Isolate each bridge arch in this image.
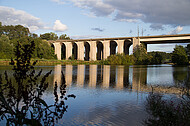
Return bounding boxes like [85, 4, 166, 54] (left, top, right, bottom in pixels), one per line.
[97, 41, 103, 60]
[51, 43, 55, 52]
[84, 42, 90, 61]
[124, 40, 132, 55]
[61, 43, 66, 59]
[72, 42, 78, 60]
[110, 41, 118, 55]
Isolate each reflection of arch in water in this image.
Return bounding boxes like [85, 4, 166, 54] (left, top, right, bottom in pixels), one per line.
[72, 43, 78, 60]
[84, 65, 90, 87]
[97, 41, 103, 60]
[61, 43, 66, 59]
[110, 66, 116, 88]
[84, 42, 90, 61]
[123, 66, 130, 88]
[97, 65, 103, 86]
[110, 41, 118, 55]
[72, 65, 78, 86]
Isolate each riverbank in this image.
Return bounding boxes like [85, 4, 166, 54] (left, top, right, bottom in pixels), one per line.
[0, 59, 102, 66]
[0, 59, 184, 66]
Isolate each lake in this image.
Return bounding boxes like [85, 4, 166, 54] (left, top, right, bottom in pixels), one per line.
[0, 64, 189, 125]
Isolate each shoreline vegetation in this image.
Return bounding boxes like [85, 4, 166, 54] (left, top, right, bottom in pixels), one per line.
[0, 58, 176, 66]
[0, 59, 102, 66]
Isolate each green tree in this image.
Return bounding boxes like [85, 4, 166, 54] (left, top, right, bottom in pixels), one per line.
[133, 44, 152, 65]
[33, 39, 56, 59]
[30, 33, 38, 39]
[148, 52, 165, 64]
[186, 44, 190, 60]
[0, 23, 30, 39]
[0, 35, 14, 59]
[172, 45, 188, 65]
[59, 34, 70, 40]
[40, 32, 58, 40]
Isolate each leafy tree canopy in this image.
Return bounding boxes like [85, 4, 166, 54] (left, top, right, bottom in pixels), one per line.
[59, 34, 70, 40]
[172, 45, 188, 65]
[40, 32, 58, 40]
[0, 23, 30, 40]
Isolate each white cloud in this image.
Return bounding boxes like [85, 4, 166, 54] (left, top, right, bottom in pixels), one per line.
[54, 0, 190, 30]
[29, 26, 39, 32]
[0, 6, 69, 33]
[53, 20, 68, 32]
[0, 6, 44, 32]
[168, 26, 183, 35]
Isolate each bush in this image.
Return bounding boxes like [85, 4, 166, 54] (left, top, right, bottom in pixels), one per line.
[102, 53, 133, 65]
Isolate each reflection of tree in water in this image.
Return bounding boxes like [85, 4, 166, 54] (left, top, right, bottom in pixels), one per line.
[173, 67, 190, 87]
[0, 39, 75, 125]
[110, 66, 116, 88]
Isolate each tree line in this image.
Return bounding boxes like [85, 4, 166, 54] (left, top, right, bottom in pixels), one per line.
[0, 22, 70, 59]
[103, 43, 190, 65]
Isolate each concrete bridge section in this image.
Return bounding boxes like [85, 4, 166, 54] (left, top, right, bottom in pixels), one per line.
[49, 34, 190, 60]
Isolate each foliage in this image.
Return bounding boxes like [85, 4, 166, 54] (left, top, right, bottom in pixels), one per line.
[59, 34, 71, 40]
[33, 39, 57, 59]
[0, 22, 57, 60]
[148, 51, 172, 64]
[0, 39, 75, 125]
[40, 32, 58, 40]
[145, 92, 190, 126]
[172, 45, 188, 65]
[0, 35, 14, 59]
[0, 24, 30, 40]
[103, 53, 133, 65]
[186, 44, 190, 60]
[133, 44, 152, 65]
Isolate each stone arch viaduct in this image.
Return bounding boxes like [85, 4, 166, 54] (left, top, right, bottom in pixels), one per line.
[49, 34, 190, 60]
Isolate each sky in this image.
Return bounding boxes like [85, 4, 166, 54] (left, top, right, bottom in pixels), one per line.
[0, 0, 190, 53]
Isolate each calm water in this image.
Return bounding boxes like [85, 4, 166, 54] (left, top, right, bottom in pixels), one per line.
[0, 64, 189, 125]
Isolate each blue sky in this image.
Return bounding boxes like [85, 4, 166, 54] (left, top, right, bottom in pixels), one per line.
[1, 0, 190, 53]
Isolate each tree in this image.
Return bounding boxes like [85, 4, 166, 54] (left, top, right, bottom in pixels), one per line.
[59, 34, 70, 40]
[30, 33, 38, 39]
[186, 44, 190, 60]
[148, 52, 166, 64]
[40, 32, 58, 40]
[133, 44, 152, 65]
[0, 24, 30, 39]
[172, 45, 188, 65]
[33, 39, 56, 59]
[0, 35, 14, 59]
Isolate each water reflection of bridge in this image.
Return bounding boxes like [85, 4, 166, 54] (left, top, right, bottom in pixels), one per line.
[53, 65, 184, 95]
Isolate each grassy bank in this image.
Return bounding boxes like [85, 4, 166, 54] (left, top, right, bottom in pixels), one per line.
[0, 59, 102, 66]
